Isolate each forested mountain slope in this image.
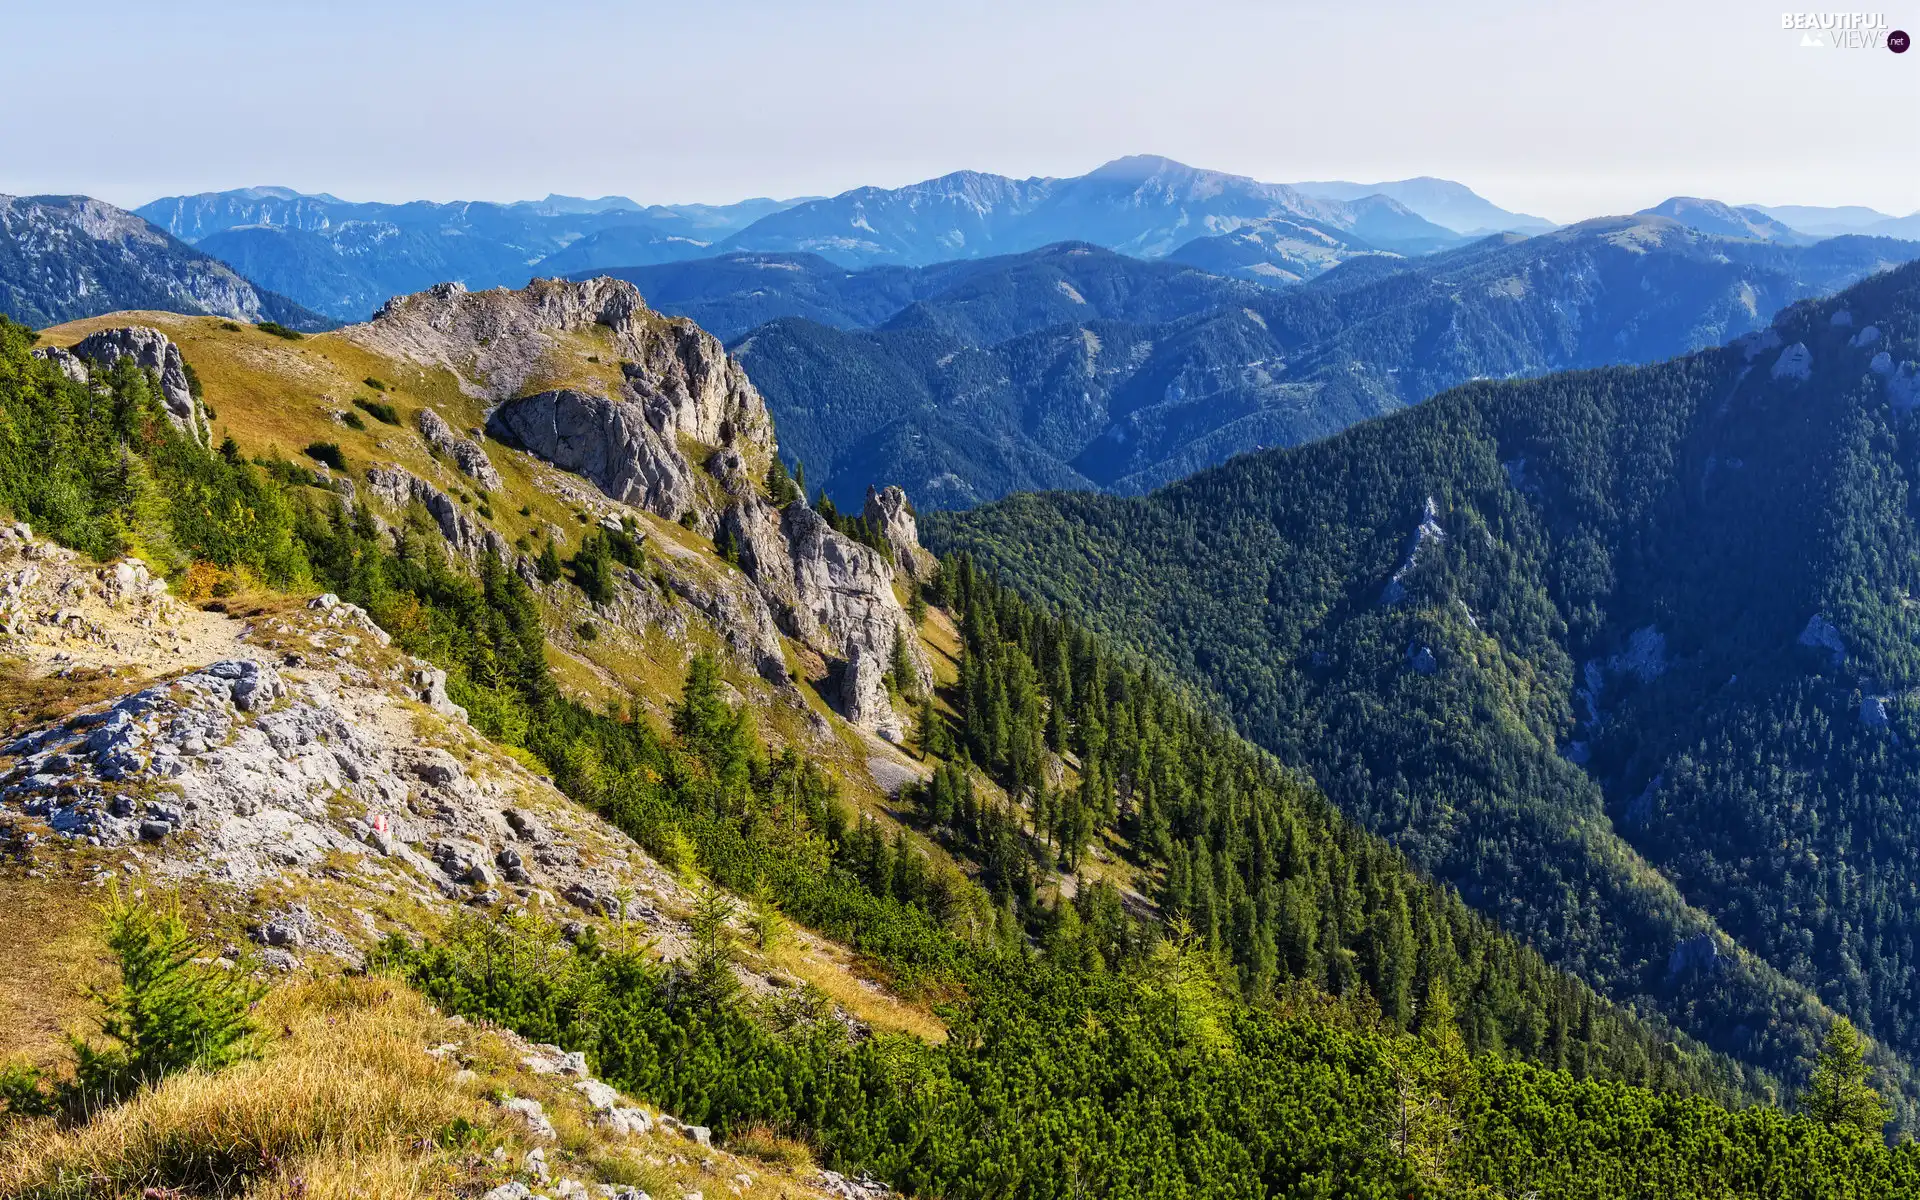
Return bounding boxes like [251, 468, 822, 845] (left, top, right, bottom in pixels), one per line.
[591, 241, 1263, 343]
[729, 218, 1918, 508]
[928, 257, 1920, 1122]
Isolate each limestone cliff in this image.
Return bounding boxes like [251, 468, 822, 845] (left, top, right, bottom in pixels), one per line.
[350, 276, 774, 475]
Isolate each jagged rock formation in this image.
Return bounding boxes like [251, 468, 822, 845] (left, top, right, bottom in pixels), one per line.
[863, 485, 936, 583]
[367, 279, 932, 733]
[839, 642, 904, 741]
[347, 276, 771, 531]
[32, 325, 207, 444]
[30, 344, 88, 384]
[713, 458, 929, 735]
[364, 465, 508, 560]
[349, 278, 773, 459]
[417, 406, 502, 490]
[489, 388, 700, 524]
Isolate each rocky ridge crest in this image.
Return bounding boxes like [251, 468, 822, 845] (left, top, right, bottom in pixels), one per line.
[349, 278, 929, 736]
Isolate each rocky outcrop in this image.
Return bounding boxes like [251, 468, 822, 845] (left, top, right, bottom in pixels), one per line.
[1770, 342, 1813, 382]
[417, 407, 502, 490]
[30, 344, 89, 384]
[614, 323, 772, 452]
[348, 278, 642, 399]
[784, 504, 923, 683]
[1667, 933, 1723, 978]
[58, 326, 206, 444]
[373, 277, 924, 730]
[1870, 351, 1920, 411]
[1798, 613, 1847, 667]
[840, 643, 905, 742]
[488, 388, 697, 523]
[364, 465, 508, 561]
[709, 458, 929, 732]
[863, 485, 936, 583]
[1382, 497, 1444, 605]
[0, 612, 669, 920]
[356, 277, 773, 529]
[349, 278, 770, 449]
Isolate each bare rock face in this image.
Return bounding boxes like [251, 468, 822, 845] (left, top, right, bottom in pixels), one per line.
[377, 277, 924, 732]
[30, 345, 89, 385]
[348, 277, 773, 462]
[1381, 496, 1443, 606]
[417, 407, 502, 490]
[840, 643, 905, 742]
[364, 465, 508, 561]
[784, 504, 917, 674]
[862, 485, 936, 583]
[348, 277, 641, 400]
[719, 482, 931, 733]
[616, 322, 771, 451]
[488, 388, 697, 523]
[66, 326, 205, 444]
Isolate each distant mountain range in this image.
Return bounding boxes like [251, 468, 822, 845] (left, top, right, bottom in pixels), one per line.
[1640, 198, 1920, 244]
[136, 159, 1540, 320]
[1747, 203, 1920, 240]
[607, 219, 1919, 509]
[707, 155, 1472, 268]
[134, 188, 797, 322]
[1636, 198, 1813, 244]
[1291, 176, 1557, 235]
[0, 194, 329, 331]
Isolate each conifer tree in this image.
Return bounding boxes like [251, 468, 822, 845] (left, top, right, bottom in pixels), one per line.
[1801, 1017, 1890, 1135]
[71, 888, 264, 1104]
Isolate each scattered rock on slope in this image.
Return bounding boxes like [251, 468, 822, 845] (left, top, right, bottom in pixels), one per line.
[417, 406, 502, 490]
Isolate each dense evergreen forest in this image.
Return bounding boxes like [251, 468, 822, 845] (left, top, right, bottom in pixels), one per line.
[12, 310, 1920, 1193]
[929, 259, 1920, 1129]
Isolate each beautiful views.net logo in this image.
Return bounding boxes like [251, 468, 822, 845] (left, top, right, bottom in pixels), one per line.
[1781, 12, 1911, 50]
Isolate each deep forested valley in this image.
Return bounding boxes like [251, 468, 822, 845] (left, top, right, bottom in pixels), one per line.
[929, 257, 1920, 1132]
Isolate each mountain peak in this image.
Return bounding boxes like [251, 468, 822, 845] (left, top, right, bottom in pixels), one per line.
[1636, 196, 1806, 243]
[1085, 154, 1203, 182]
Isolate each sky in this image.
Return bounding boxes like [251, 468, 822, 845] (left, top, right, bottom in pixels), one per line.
[6, 0, 1917, 222]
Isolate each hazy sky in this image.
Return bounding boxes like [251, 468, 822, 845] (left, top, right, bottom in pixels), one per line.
[7, 0, 1916, 222]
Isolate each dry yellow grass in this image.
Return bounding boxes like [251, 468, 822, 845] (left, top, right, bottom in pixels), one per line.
[0, 660, 150, 745]
[0, 871, 107, 1068]
[768, 938, 948, 1045]
[0, 976, 500, 1198]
